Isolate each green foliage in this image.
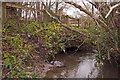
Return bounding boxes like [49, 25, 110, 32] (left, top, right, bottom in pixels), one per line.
[3, 20, 75, 78]
[2, 35, 30, 78]
[95, 54, 100, 63]
[2, 20, 36, 78]
[3, 16, 119, 78]
[82, 19, 120, 63]
[40, 21, 67, 59]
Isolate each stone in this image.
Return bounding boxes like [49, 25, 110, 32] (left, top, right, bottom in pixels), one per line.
[50, 61, 65, 68]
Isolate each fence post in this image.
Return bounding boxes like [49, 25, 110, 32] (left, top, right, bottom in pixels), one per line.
[67, 16, 69, 25]
[2, 2, 6, 24]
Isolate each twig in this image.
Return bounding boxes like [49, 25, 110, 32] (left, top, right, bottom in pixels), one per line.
[42, 1, 91, 39]
[105, 3, 120, 18]
[63, 0, 114, 37]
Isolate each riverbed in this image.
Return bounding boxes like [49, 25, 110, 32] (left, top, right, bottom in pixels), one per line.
[44, 51, 120, 78]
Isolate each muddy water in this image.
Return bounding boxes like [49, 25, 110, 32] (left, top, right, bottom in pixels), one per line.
[44, 52, 120, 78]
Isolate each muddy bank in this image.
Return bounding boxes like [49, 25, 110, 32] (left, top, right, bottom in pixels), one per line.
[24, 53, 52, 78]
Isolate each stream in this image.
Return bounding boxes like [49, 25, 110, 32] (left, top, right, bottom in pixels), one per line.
[44, 51, 120, 78]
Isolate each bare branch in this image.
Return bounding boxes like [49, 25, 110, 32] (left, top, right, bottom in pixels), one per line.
[82, 0, 89, 11]
[42, 1, 91, 38]
[6, 2, 114, 37]
[6, 3, 44, 13]
[105, 2, 120, 18]
[46, 9, 91, 38]
[64, 1, 93, 18]
[64, 1, 114, 36]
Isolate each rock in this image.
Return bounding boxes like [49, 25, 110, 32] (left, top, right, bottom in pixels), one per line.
[50, 61, 65, 68]
[92, 49, 98, 53]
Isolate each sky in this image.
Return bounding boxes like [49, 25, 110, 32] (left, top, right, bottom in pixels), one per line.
[19, 0, 106, 18]
[60, 0, 92, 18]
[20, 0, 94, 18]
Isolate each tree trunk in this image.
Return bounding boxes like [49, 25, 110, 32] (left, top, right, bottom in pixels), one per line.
[37, 2, 40, 22]
[41, 2, 44, 22]
[56, 1, 58, 14]
[18, 2, 22, 19]
[43, 12, 48, 23]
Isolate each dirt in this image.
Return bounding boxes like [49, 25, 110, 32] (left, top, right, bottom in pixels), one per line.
[24, 53, 54, 78]
[21, 35, 53, 78]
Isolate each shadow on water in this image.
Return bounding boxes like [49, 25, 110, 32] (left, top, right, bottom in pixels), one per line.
[44, 51, 120, 78]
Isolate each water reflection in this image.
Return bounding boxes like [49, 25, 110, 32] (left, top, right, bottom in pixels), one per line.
[44, 52, 120, 78]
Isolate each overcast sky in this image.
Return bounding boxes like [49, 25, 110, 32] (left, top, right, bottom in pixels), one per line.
[60, 0, 92, 18]
[21, 0, 97, 18]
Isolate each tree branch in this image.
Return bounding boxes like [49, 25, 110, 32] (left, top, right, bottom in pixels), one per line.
[6, 2, 44, 13]
[105, 2, 120, 18]
[64, 1, 93, 18]
[42, 2, 91, 39]
[64, 1, 114, 36]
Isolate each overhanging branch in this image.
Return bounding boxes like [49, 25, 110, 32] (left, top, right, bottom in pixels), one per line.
[64, 0, 114, 36]
[6, 2, 44, 12]
[41, 1, 91, 38]
[64, 1, 93, 18]
[105, 2, 120, 18]
[45, 8, 91, 38]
